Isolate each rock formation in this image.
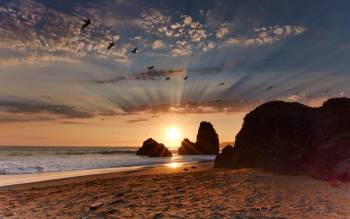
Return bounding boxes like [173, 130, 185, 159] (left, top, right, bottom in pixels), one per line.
[214, 145, 235, 168]
[178, 138, 197, 154]
[178, 121, 219, 155]
[214, 98, 350, 182]
[136, 138, 172, 157]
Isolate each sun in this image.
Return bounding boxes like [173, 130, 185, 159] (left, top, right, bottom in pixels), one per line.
[166, 127, 181, 141]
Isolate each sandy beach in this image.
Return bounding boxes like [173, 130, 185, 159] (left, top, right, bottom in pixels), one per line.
[1, 163, 350, 219]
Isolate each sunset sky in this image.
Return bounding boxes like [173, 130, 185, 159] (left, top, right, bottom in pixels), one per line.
[0, 0, 349, 148]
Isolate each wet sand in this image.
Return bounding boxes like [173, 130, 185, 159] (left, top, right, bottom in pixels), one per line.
[0, 164, 350, 218]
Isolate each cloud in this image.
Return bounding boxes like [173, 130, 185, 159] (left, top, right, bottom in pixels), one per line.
[171, 46, 192, 57]
[225, 25, 307, 47]
[152, 40, 165, 50]
[0, 0, 129, 63]
[0, 54, 79, 66]
[94, 67, 225, 83]
[216, 23, 231, 38]
[125, 117, 151, 123]
[0, 112, 55, 123]
[183, 15, 193, 26]
[137, 11, 210, 56]
[121, 100, 258, 115]
[202, 41, 216, 52]
[95, 69, 186, 83]
[0, 97, 93, 119]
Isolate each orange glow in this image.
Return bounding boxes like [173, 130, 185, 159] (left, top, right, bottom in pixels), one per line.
[166, 127, 181, 141]
[166, 162, 182, 168]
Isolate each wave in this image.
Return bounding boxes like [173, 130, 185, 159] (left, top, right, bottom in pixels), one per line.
[56, 150, 136, 156]
[0, 166, 46, 174]
[0, 147, 137, 157]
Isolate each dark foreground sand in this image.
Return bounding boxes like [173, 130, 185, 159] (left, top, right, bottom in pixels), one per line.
[0, 163, 350, 219]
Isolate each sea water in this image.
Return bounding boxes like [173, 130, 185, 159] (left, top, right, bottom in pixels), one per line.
[0, 146, 215, 175]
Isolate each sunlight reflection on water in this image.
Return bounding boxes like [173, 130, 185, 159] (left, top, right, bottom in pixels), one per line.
[167, 162, 182, 168]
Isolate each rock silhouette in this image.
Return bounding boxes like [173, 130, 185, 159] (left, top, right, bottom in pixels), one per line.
[178, 121, 219, 155]
[215, 98, 350, 182]
[214, 145, 235, 168]
[137, 138, 172, 157]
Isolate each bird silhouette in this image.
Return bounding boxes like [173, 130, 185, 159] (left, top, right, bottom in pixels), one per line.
[165, 77, 170, 80]
[107, 42, 115, 50]
[266, 86, 273, 90]
[81, 19, 91, 30]
[184, 76, 188, 80]
[148, 66, 154, 70]
[219, 82, 224, 86]
[131, 48, 138, 54]
[215, 99, 221, 102]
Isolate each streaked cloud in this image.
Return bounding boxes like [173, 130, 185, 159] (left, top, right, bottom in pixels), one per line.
[0, 96, 93, 119]
[225, 25, 306, 47]
[94, 67, 225, 83]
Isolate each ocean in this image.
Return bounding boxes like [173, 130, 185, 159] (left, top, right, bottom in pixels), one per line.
[0, 146, 215, 175]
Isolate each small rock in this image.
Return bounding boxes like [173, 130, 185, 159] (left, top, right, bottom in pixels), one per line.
[5, 212, 14, 217]
[107, 208, 118, 214]
[110, 198, 124, 204]
[89, 201, 103, 210]
[116, 192, 124, 197]
[150, 212, 163, 219]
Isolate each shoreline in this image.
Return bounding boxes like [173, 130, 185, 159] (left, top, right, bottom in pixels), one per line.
[0, 162, 212, 190]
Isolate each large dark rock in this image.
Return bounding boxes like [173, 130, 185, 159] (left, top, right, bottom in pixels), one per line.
[214, 98, 350, 182]
[178, 121, 219, 155]
[178, 138, 197, 154]
[137, 138, 172, 157]
[214, 145, 235, 168]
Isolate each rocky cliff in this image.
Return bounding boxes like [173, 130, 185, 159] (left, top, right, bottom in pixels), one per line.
[215, 98, 350, 182]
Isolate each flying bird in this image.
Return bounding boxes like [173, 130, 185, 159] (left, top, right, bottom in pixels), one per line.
[81, 18, 91, 30]
[148, 66, 154, 70]
[131, 48, 138, 54]
[219, 82, 225, 86]
[165, 77, 171, 80]
[107, 42, 115, 50]
[215, 99, 221, 102]
[184, 76, 188, 80]
[266, 86, 273, 90]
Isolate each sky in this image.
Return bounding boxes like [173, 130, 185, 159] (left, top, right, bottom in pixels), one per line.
[0, 0, 349, 148]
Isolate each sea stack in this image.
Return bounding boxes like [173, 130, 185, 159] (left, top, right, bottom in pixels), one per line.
[214, 145, 235, 168]
[214, 98, 350, 182]
[178, 121, 219, 155]
[137, 138, 172, 157]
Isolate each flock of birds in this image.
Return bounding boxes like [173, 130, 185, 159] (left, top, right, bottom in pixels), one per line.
[81, 18, 213, 83]
[80, 19, 334, 108]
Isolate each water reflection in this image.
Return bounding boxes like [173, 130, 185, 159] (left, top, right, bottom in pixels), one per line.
[167, 162, 182, 168]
